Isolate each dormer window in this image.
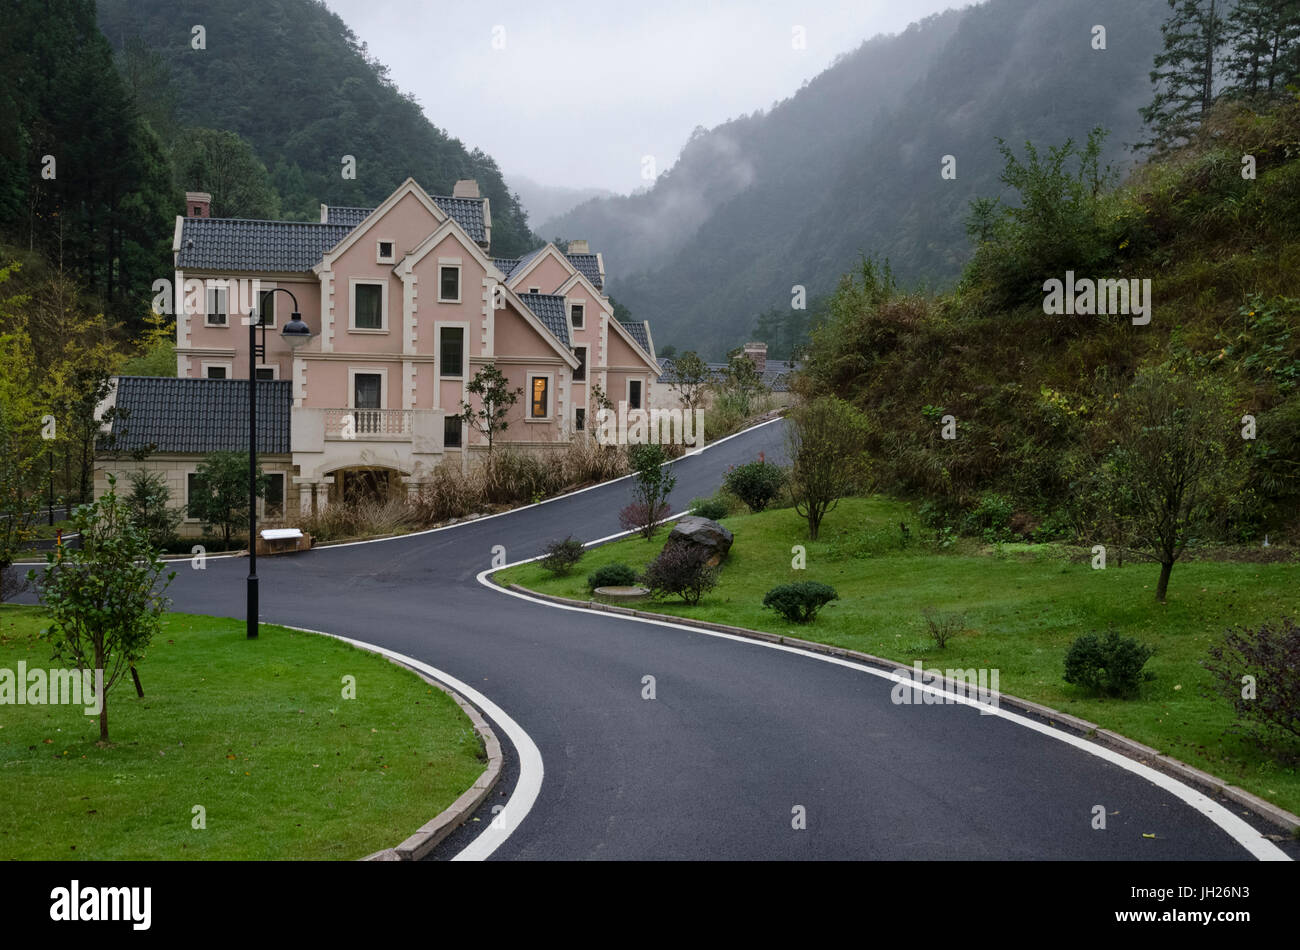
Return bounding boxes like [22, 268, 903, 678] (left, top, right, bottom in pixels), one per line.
[376, 240, 395, 263]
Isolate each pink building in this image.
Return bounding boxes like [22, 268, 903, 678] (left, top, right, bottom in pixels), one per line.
[97, 178, 661, 524]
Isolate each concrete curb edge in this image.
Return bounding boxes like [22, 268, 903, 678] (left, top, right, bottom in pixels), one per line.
[507, 583, 1300, 836]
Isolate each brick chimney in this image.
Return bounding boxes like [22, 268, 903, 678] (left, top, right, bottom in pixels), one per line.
[185, 191, 212, 218]
[743, 341, 767, 373]
[452, 179, 480, 198]
[567, 239, 590, 254]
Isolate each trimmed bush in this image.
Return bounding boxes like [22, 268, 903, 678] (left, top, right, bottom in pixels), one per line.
[762, 582, 839, 623]
[539, 536, 584, 575]
[690, 496, 730, 521]
[587, 563, 638, 590]
[1205, 618, 1300, 755]
[1064, 630, 1154, 698]
[640, 543, 719, 605]
[723, 459, 786, 513]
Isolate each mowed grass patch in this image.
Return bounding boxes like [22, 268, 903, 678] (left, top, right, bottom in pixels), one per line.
[0, 607, 485, 859]
[498, 497, 1300, 815]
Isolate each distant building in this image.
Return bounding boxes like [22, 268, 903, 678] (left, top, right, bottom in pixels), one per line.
[652, 342, 797, 413]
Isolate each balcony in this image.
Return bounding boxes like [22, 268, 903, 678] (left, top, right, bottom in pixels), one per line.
[323, 408, 412, 440]
[291, 407, 446, 481]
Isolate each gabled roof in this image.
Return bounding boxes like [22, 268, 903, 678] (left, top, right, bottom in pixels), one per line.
[620, 319, 651, 353]
[177, 218, 353, 272]
[324, 195, 488, 244]
[509, 247, 547, 285]
[518, 293, 572, 349]
[566, 253, 603, 289]
[102, 377, 292, 454]
[492, 258, 520, 278]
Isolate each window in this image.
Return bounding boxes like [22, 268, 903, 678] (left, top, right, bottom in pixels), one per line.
[201, 360, 231, 380]
[185, 472, 206, 521]
[205, 365, 227, 380]
[628, 379, 643, 410]
[440, 327, 464, 378]
[262, 473, 285, 519]
[439, 265, 460, 302]
[256, 289, 276, 327]
[255, 366, 277, 381]
[573, 346, 587, 382]
[377, 240, 395, 263]
[443, 414, 462, 448]
[353, 373, 382, 409]
[528, 287, 540, 295]
[352, 282, 385, 330]
[530, 376, 549, 418]
[570, 303, 585, 329]
[574, 407, 586, 432]
[205, 285, 228, 326]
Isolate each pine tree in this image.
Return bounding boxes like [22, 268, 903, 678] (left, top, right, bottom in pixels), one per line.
[1223, 0, 1300, 100]
[1140, 0, 1229, 151]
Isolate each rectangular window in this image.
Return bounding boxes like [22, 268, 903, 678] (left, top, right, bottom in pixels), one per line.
[443, 414, 462, 448]
[377, 240, 394, 263]
[628, 379, 643, 410]
[256, 289, 276, 327]
[354, 283, 383, 330]
[440, 327, 464, 378]
[262, 473, 285, 519]
[205, 286, 228, 326]
[439, 266, 460, 302]
[574, 346, 587, 382]
[255, 366, 277, 381]
[571, 303, 585, 329]
[530, 376, 549, 418]
[186, 472, 205, 521]
[354, 373, 382, 409]
[575, 407, 586, 431]
[205, 365, 227, 380]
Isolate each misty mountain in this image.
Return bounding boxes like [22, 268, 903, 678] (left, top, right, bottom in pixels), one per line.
[512, 176, 615, 234]
[549, 0, 1166, 357]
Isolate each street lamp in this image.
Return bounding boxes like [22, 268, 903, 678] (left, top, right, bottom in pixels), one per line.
[246, 288, 312, 639]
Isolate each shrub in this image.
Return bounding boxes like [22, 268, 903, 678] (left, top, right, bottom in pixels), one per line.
[763, 582, 839, 623]
[1064, 630, 1155, 698]
[723, 459, 785, 513]
[622, 444, 676, 539]
[690, 496, 730, 521]
[640, 543, 719, 605]
[960, 492, 1016, 542]
[125, 470, 183, 550]
[920, 607, 967, 649]
[1205, 618, 1300, 755]
[587, 563, 638, 590]
[540, 536, 584, 575]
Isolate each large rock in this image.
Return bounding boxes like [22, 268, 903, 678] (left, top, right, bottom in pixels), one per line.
[666, 516, 733, 566]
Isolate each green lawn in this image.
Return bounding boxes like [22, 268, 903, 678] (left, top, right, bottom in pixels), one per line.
[0, 606, 486, 859]
[499, 496, 1300, 816]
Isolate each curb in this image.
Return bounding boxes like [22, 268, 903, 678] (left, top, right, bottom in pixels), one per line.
[359, 658, 504, 862]
[506, 583, 1300, 836]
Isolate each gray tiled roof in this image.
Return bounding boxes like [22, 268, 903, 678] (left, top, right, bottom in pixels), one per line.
[324, 206, 372, 227]
[102, 377, 292, 454]
[619, 319, 651, 354]
[177, 218, 352, 272]
[492, 258, 520, 278]
[518, 293, 571, 349]
[510, 247, 546, 285]
[432, 196, 488, 244]
[566, 253, 603, 289]
[656, 358, 796, 392]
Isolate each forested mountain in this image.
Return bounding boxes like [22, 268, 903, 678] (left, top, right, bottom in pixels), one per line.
[95, 0, 537, 257]
[549, 0, 1167, 357]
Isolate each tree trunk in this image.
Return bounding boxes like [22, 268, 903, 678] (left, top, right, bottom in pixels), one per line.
[1155, 560, 1174, 603]
[94, 644, 108, 743]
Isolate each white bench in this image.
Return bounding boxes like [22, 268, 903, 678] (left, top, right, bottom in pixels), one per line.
[256, 527, 310, 555]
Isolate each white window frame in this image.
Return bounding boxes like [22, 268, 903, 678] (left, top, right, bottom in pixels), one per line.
[527, 372, 555, 421]
[201, 360, 233, 380]
[347, 366, 389, 410]
[376, 239, 395, 264]
[259, 472, 286, 519]
[528, 286, 540, 295]
[626, 377, 644, 411]
[436, 323, 468, 381]
[437, 261, 462, 303]
[254, 363, 280, 380]
[254, 285, 278, 329]
[572, 345, 588, 382]
[205, 283, 229, 327]
[349, 278, 389, 333]
[574, 406, 586, 432]
[569, 299, 586, 330]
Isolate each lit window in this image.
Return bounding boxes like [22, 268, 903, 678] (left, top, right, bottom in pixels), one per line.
[530, 377, 549, 418]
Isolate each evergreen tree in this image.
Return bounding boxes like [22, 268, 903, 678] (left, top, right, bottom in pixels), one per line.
[1141, 0, 1230, 151]
[1223, 0, 1300, 100]
[171, 128, 281, 219]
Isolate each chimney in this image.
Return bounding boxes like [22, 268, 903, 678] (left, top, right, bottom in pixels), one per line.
[567, 239, 590, 254]
[452, 179, 480, 198]
[743, 341, 767, 374]
[186, 191, 212, 218]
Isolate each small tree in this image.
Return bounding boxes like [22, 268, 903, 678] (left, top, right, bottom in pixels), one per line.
[539, 536, 585, 575]
[786, 397, 871, 540]
[723, 458, 785, 512]
[187, 451, 268, 548]
[0, 405, 39, 601]
[716, 353, 767, 418]
[1092, 366, 1241, 603]
[461, 363, 522, 455]
[666, 350, 711, 411]
[126, 470, 183, 550]
[620, 444, 676, 539]
[29, 476, 174, 743]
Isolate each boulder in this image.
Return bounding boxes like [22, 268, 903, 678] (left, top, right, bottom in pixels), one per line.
[666, 516, 734, 566]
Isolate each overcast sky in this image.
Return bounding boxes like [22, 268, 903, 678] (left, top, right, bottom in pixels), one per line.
[322, 0, 975, 194]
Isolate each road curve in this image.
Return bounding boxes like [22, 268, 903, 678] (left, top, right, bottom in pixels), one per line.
[13, 421, 1291, 860]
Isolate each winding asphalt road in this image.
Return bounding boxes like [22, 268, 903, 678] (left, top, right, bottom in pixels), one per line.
[16, 420, 1295, 860]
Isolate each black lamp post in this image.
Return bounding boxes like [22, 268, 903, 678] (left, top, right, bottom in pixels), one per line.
[246, 288, 312, 639]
